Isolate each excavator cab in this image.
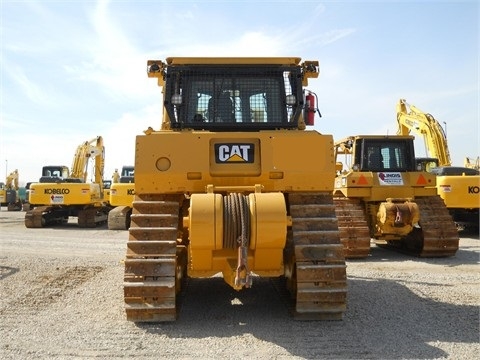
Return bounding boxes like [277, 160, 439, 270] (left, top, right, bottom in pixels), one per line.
[119, 166, 134, 183]
[39, 166, 70, 183]
[415, 157, 439, 172]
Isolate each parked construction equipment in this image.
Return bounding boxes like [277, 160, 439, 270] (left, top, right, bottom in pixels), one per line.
[123, 57, 347, 322]
[396, 99, 479, 231]
[25, 136, 110, 228]
[0, 169, 22, 211]
[333, 134, 459, 258]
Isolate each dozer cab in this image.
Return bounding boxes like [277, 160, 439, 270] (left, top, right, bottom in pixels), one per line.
[333, 135, 459, 258]
[124, 57, 347, 322]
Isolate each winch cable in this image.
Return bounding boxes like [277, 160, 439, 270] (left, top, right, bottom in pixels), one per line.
[223, 193, 250, 249]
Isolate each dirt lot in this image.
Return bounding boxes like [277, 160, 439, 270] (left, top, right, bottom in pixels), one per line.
[0, 208, 479, 359]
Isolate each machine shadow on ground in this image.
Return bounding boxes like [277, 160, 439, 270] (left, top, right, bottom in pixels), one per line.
[351, 243, 480, 266]
[138, 274, 478, 360]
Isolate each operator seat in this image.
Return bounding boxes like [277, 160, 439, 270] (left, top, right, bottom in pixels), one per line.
[368, 152, 384, 170]
[209, 93, 235, 122]
[389, 155, 398, 169]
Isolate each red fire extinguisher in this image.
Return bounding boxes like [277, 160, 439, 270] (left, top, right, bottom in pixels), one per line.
[305, 92, 315, 126]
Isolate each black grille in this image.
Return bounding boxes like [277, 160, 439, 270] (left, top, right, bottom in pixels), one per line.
[358, 139, 416, 172]
[164, 65, 303, 131]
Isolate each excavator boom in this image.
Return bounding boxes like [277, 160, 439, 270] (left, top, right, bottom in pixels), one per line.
[396, 99, 451, 166]
[70, 136, 105, 186]
[396, 98, 479, 232]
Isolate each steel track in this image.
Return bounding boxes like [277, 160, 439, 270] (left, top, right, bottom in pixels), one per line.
[124, 194, 183, 322]
[286, 192, 347, 320]
[334, 197, 371, 258]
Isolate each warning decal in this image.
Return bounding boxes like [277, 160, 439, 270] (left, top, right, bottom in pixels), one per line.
[50, 195, 65, 204]
[357, 174, 368, 185]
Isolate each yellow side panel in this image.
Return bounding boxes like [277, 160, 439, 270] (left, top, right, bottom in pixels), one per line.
[134, 130, 335, 194]
[436, 175, 480, 209]
[335, 171, 437, 201]
[253, 249, 284, 272]
[110, 183, 135, 207]
[29, 183, 101, 205]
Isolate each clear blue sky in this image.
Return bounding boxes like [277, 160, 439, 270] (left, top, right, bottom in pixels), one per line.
[1, 0, 478, 185]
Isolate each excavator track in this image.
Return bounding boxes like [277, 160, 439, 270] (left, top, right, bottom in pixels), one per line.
[25, 207, 46, 228]
[333, 197, 371, 258]
[286, 192, 347, 320]
[384, 195, 459, 257]
[78, 207, 109, 228]
[124, 194, 186, 322]
[107, 206, 132, 230]
[24, 206, 67, 228]
[7, 201, 22, 211]
[25, 205, 108, 228]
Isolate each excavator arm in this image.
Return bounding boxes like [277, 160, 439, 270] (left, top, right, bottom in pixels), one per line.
[6, 169, 19, 190]
[92, 136, 105, 189]
[69, 136, 105, 184]
[464, 156, 480, 170]
[396, 99, 451, 166]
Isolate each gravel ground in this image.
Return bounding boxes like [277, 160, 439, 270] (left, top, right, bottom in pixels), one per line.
[0, 208, 479, 359]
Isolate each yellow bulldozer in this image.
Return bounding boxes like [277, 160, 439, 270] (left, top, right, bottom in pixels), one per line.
[25, 136, 110, 228]
[333, 134, 459, 258]
[124, 57, 347, 322]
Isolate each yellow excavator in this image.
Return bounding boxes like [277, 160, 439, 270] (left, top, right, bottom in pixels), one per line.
[0, 169, 23, 211]
[123, 57, 347, 322]
[108, 165, 134, 230]
[25, 136, 110, 228]
[397, 99, 479, 232]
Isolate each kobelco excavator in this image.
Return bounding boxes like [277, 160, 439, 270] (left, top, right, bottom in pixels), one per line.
[25, 136, 110, 228]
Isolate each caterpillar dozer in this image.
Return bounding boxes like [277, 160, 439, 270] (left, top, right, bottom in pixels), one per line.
[397, 99, 479, 232]
[108, 165, 135, 230]
[25, 136, 110, 228]
[333, 135, 459, 258]
[124, 57, 347, 322]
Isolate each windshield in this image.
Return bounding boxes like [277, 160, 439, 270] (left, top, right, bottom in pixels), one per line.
[356, 138, 416, 172]
[164, 65, 303, 131]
